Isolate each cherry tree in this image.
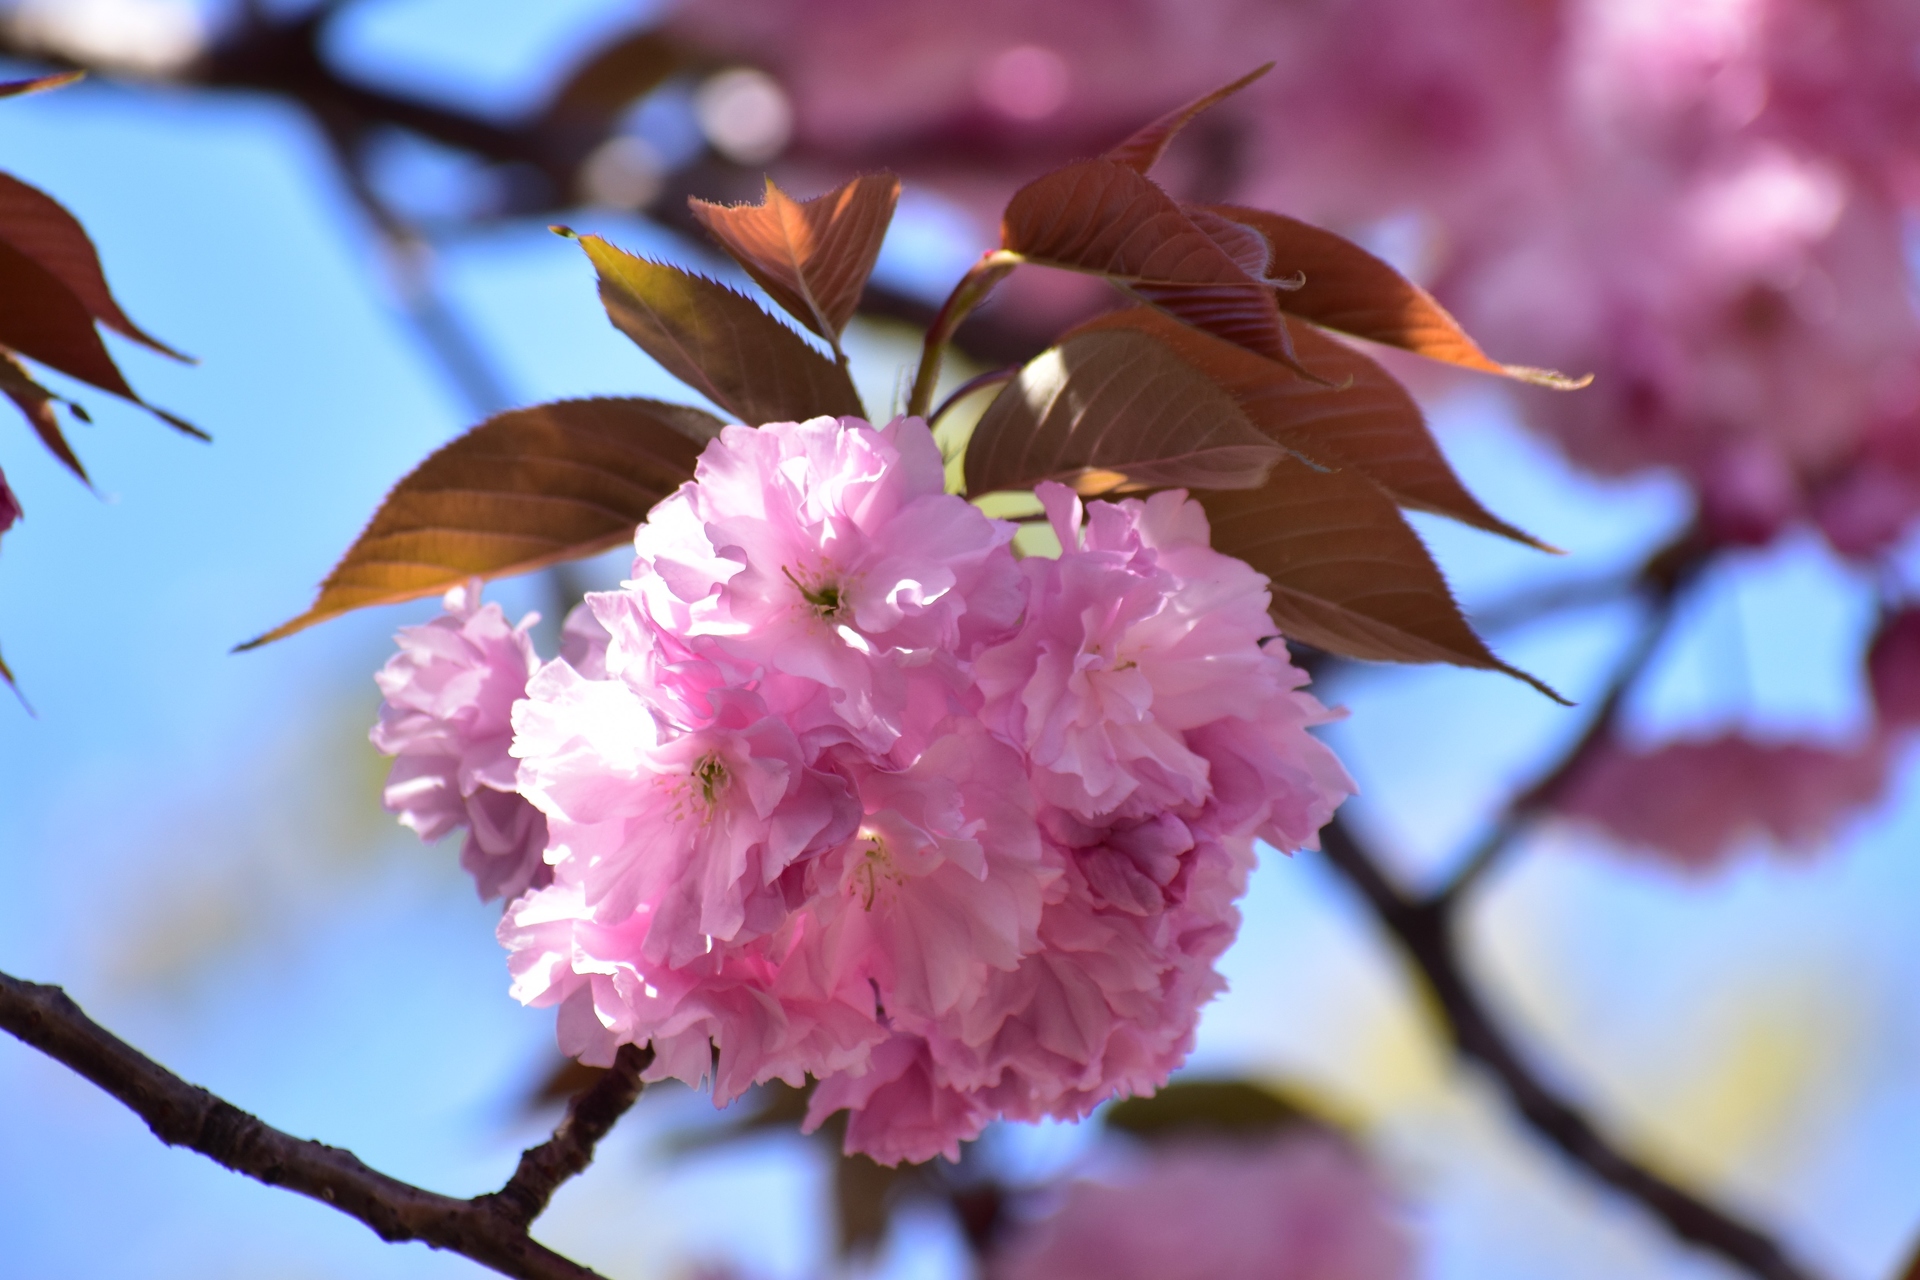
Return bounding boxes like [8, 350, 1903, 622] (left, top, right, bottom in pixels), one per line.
[4, 3, 1918, 1278]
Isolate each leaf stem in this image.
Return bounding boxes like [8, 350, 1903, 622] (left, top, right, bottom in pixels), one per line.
[928, 365, 1019, 429]
[0, 970, 640, 1280]
[906, 251, 1020, 420]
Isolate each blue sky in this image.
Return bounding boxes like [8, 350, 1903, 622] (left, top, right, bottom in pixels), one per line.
[4, 4, 1920, 1279]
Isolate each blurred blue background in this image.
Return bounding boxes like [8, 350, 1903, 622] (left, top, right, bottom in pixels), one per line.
[4, 3, 1920, 1279]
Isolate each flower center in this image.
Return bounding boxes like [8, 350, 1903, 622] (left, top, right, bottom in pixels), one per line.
[849, 830, 898, 910]
[1081, 639, 1138, 673]
[783, 565, 845, 620]
[693, 753, 729, 807]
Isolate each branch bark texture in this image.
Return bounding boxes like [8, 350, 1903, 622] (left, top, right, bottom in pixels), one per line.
[0, 970, 642, 1280]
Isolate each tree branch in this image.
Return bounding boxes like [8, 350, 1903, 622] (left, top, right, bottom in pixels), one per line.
[1316, 819, 1819, 1280]
[1434, 526, 1705, 904]
[483, 1043, 654, 1229]
[1319, 528, 1818, 1277]
[0, 970, 645, 1280]
[0, 10, 1055, 374]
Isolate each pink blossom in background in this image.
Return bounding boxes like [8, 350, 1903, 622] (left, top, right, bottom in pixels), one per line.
[1751, 0, 1920, 200]
[670, 0, 1559, 350]
[676, 0, 1920, 557]
[1433, 0, 1920, 556]
[376, 419, 1351, 1161]
[1443, 0, 1920, 553]
[991, 1132, 1413, 1280]
[671, 0, 1553, 226]
[1552, 731, 1894, 869]
[1870, 608, 1920, 729]
[370, 582, 551, 902]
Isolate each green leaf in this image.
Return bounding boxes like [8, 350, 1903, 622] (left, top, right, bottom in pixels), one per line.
[572, 231, 865, 424]
[242, 397, 721, 648]
[964, 328, 1284, 497]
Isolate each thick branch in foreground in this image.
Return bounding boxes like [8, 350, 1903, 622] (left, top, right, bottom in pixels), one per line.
[485, 1043, 653, 1228]
[1317, 819, 1818, 1280]
[0, 971, 642, 1280]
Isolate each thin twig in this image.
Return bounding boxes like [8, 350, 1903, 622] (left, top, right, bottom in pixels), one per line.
[0, 970, 643, 1280]
[1316, 526, 1817, 1278]
[1316, 820, 1818, 1280]
[1433, 529, 1704, 904]
[1432, 595, 1672, 903]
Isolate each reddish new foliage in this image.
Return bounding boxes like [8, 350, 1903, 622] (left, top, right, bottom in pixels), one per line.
[675, 0, 1920, 558]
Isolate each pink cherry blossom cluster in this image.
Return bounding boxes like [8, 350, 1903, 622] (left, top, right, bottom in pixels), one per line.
[372, 414, 1351, 1164]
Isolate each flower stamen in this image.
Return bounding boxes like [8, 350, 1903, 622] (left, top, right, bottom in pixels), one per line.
[783, 564, 845, 619]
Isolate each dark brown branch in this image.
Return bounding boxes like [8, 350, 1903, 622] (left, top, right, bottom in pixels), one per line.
[1324, 529, 1818, 1276]
[0, 970, 644, 1280]
[482, 1042, 653, 1229]
[1316, 819, 1818, 1280]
